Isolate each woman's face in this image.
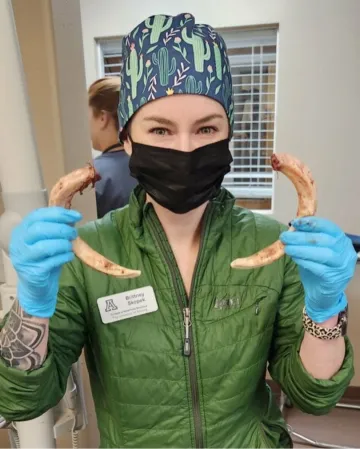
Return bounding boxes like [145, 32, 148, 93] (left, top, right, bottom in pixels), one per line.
[123, 95, 229, 154]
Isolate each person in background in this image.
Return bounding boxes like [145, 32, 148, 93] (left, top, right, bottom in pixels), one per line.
[88, 77, 137, 218]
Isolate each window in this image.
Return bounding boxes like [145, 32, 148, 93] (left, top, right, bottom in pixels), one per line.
[97, 27, 278, 211]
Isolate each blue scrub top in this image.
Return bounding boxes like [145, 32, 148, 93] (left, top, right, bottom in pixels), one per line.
[93, 150, 138, 218]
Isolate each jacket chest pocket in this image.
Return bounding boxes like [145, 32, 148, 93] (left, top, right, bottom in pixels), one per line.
[196, 284, 279, 321]
[193, 284, 279, 357]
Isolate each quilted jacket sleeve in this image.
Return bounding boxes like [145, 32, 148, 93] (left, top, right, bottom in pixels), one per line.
[0, 259, 87, 422]
[268, 253, 354, 415]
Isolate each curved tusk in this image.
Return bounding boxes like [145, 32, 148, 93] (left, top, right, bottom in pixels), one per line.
[49, 164, 141, 279]
[72, 238, 140, 279]
[231, 153, 317, 269]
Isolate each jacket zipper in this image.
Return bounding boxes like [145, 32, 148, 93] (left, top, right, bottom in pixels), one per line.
[185, 208, 212, 448]
[183, 308, 191, 356]
[148, 206, 212, 448]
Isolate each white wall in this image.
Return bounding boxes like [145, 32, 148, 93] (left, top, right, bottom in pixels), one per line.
[80, 0, 360, 383]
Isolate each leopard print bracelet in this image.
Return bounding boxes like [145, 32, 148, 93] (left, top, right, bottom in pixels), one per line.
[302, 307, 347, 340]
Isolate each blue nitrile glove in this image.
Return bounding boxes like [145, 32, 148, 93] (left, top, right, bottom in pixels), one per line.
[9, 207, 82, 318]
[280, 217, 357, 323]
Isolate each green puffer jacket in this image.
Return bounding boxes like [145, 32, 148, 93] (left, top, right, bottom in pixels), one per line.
[0, 187, 354, 448]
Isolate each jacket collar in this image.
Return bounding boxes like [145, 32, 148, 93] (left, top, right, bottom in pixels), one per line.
[124, 185, 236, 250]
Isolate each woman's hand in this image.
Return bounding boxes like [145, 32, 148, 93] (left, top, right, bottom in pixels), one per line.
[280, 217, 357, 323]
[9, 207, 82, 318]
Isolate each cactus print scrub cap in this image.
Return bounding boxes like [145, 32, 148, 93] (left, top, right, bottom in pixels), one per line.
[118, 13, 234, 134]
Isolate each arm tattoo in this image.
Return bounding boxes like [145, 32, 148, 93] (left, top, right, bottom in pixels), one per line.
[0, 300, 48, 371]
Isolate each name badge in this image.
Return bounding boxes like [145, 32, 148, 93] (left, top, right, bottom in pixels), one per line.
[97, 286, 158, 324]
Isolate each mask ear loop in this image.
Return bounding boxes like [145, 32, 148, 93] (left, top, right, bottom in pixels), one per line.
[119, 123, 133, 146]
[123, 125, 134, 144]
[122, 127, 135, 158]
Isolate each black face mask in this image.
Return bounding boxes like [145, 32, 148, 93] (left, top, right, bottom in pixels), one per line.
[129, 138, 233, 214]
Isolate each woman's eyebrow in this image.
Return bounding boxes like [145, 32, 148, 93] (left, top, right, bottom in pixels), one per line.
[194, 114, 224, 125]
[143, 114, 224, 126]
[143, 116, 174, 126]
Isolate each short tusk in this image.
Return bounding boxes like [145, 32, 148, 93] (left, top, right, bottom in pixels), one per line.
[49, 164, 141, 278]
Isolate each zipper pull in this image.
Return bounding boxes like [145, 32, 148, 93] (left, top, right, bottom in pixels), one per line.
[183, 307, 191, 357]
[255, 301, 260, 315]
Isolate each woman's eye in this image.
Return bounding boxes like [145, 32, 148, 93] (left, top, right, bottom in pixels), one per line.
[199, 126, 216, 135]
[150, 128, 169, 136]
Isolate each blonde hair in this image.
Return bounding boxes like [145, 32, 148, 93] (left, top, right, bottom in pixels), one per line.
[88, 77, 120, 130]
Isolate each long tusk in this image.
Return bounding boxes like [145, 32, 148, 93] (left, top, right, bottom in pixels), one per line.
[231, 153, 317, 269]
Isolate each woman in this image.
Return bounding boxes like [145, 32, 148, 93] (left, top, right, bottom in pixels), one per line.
[0, 13, 356, 448]
[89, 77, 137, 218]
